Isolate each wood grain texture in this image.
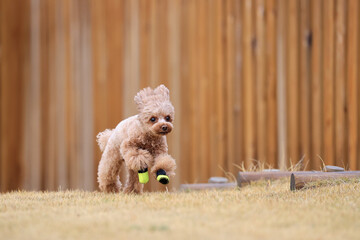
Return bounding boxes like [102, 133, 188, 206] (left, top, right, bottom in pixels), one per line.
[310, 0, 323, 170]
[334, 0, 347, 168]
[287, 0, 300, 166]
[1, 0, 29, 191]
[299, 0, 311, 169]
[346, 0, 359, 171]
[179, 0, 191, 184]
[225, 0, 235, 174]
[233, 0, 243, 173]
[198, 0, 210, 181]
[1, 1, 360, 192]
[255, 0, 266, 165]
[265, 0, 277, 168]
[24, 0, 41, 190]
[243, 0, 256, 168]
[276, 0, 287, 170]
[291, 171, 360, 190]
[322, 0, 335, 166]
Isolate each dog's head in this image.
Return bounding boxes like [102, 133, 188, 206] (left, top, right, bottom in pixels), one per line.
[134, 85, 175, 136]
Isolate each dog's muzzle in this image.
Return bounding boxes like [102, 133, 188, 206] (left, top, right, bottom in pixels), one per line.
[159, 124, 172, 135]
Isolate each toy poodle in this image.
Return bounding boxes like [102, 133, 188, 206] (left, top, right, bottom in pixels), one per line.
[97, 85, 176, 194]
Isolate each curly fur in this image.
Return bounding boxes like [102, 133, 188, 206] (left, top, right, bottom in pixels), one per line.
[97, 85, 176, 194]
[96, 129, 113, 152]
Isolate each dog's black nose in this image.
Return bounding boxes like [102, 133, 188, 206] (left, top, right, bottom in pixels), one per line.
[162, 125, 168, 132]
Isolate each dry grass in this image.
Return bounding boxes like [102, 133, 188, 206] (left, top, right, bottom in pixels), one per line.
[1, 179, 360, 240]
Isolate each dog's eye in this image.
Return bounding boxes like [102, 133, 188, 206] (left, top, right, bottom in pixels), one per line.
[150, 117, 157, 122]
[165, 116, 171, 122]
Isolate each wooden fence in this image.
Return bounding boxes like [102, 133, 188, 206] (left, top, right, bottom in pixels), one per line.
[1, 0, 360, 192]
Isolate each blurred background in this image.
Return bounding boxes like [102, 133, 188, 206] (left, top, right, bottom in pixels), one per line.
[1, 0, 360, 192]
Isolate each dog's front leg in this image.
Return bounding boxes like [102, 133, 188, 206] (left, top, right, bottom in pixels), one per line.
[120, 139, 153, 194]
[120, 139, 153, 171]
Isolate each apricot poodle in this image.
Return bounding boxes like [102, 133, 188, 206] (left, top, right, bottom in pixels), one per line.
[97, 85, 176, 194]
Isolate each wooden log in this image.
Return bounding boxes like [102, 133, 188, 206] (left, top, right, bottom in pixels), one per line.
[290, 171, 360, 191]
[324, 165, 344, 172]
[237, 171, 319, 187]
[179, 182, 237, 191]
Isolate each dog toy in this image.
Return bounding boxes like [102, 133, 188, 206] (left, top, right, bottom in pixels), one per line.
[138, 168, 149, 184]
[156, 169, 169, 184]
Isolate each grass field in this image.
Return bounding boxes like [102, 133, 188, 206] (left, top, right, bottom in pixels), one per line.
[1, 179, 359, 240]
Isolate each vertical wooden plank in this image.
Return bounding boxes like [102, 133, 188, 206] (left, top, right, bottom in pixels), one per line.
[287, 0, 300, 166]
[106, 0, 124, 128]
[68, 0, 94, 190]
[189, 0, 199, 181]
[157, 0, 169, 86]
[39, 0, 50, 190]
[225, 0, 236, 174]
[46, 0, 58, 190]
[208, 0, 216, 177]
[149, 0, 159, 88]
[63, 0, 72, 189]
[139, 0, 151, 88]
[214, 0, 225, 175]
[335, 0, 347, 168]
[243, 0, 256, 168]
[255, 0, 266, 165]
[68, 0, 80, 189]
[276, 0, 287, 170]
[0, 0, 29, 191]
[55, 0, 68, 189]
[123, 0, 139, 118]
[198, 0, 210, 181]
[207, 1, 213, 179]
[299, 0, 311, 169]
[233, 0, 243, 172]
[179, 0, 191, 183]
[346, 0, 359, 170]
[310, 0, 323, 170]
[23, 0, 41, 190]
[265, 0, 277, 168]
[79, 0, 94, 190]
[322, 0, 335, 166]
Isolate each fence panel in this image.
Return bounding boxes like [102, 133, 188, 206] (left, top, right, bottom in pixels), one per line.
[1, 0, 360, 191]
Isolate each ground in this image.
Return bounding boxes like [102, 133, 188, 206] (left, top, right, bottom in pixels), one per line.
[0, 179, 359, 240]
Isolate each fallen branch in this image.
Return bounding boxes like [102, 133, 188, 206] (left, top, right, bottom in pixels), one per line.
[237, 171, 319, 187]
[290, 171, 360, 190]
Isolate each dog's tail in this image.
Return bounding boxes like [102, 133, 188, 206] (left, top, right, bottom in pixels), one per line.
[96, 129, 114, 152]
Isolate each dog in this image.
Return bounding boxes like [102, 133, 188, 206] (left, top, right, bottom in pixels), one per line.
[97, 85, 176, 194]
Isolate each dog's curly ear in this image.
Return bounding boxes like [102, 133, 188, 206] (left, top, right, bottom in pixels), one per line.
[154, 84, 170, 101]
[134, 87, 154, 111]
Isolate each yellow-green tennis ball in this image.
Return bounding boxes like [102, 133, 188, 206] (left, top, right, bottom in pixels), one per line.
[157, 175, 169, 185]
[138, 171, 149, 184]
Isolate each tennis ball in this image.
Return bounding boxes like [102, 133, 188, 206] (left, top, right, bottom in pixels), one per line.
[138, 168, 149, 184]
